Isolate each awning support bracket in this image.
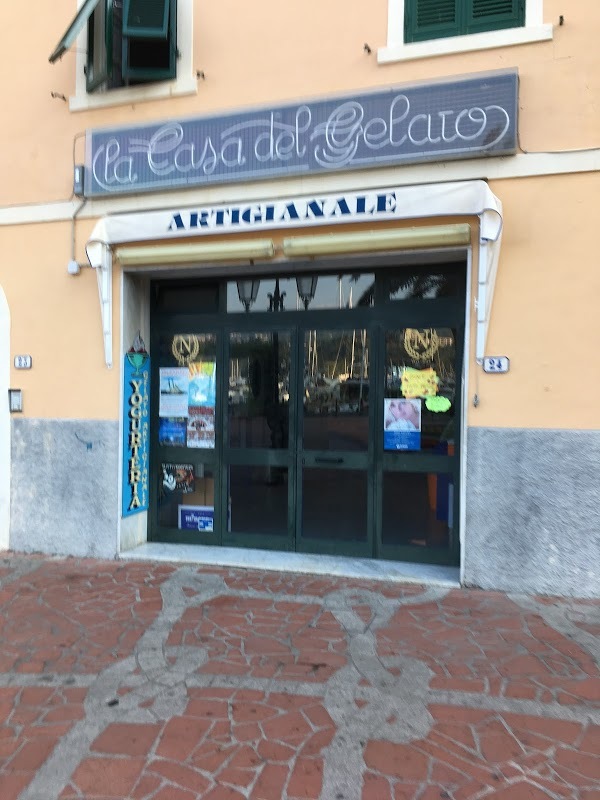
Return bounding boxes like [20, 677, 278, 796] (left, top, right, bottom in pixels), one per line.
[86, 236, 113, 368]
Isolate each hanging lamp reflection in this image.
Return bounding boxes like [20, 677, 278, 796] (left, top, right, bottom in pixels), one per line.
[296, 275, 318, 310]
[236, 279, 260, 312]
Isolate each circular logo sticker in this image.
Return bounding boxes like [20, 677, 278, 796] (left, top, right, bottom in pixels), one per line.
[403, 328, 440, 363]
[171, 335, 200, 366]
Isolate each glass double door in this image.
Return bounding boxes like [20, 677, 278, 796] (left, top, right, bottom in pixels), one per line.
[226, 324, 373, 557]
[150, 313, 462, 565]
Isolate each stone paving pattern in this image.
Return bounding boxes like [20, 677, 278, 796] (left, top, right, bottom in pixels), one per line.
[0, 556, 597, 799]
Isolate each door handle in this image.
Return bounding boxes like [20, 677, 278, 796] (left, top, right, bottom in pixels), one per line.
[314, 456, 344, 465]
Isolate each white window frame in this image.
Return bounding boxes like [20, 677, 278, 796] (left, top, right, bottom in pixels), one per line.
[378, 0, 553, 64]
[70, 0, 196, 112]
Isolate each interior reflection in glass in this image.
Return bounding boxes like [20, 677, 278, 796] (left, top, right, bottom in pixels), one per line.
[389, 268, 463, 300]
[303, 329, 369, 452]
[227, 274, 375, 312]
[229, 332, 291, 449]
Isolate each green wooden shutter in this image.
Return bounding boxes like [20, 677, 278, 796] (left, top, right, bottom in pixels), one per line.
[467, 0, 524, 33]
[122, 0, 176, 82]
[123, 0, 170, 38]
[86, 0, 112, 92]
[405, 0, 524, 43]
[405, 0, 460, 43]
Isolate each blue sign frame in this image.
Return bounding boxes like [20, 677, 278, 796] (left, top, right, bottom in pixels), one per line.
[122, 353, 150, 517]
[85, 69, 518, 197]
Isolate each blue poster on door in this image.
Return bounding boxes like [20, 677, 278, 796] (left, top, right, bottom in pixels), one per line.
[178, 505, 214, 532]
[122, 349, 150, 516]
[383, 398, 422, 451]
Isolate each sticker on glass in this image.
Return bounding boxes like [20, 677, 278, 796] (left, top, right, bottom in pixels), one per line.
[383, 398, 421, 451]
[425, 396, 452, 413]
[401, 367, 438, 398]
[178, 505, 214, 532]
[187, 361, 216, 449]
[159, 368, 190, 418]
[158, 417, 187, 446]
[162, 463, 195, 494]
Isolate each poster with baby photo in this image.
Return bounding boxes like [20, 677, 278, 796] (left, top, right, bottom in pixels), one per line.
[383, 398, 421, 451]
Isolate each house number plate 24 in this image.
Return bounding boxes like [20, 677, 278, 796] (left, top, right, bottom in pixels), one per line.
[483, 356, 510, 374]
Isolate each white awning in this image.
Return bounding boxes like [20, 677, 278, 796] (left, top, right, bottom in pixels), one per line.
[86, 179, 503, 366]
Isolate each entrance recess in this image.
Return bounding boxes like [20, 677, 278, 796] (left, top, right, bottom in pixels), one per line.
[149, 264, 465, 565]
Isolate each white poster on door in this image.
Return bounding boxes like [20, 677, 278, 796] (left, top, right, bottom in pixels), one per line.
[159, 368, 190, 418]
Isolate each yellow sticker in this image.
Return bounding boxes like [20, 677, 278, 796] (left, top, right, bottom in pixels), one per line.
[425, 396, 451, 413]
[190, 362, 215, 378]
[401, 367, 438, 398]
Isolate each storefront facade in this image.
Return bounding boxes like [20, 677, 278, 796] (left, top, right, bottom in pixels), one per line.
[0, 0, 598, 596]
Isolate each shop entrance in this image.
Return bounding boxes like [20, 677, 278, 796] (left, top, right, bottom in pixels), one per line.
[149, 263, 465, 565]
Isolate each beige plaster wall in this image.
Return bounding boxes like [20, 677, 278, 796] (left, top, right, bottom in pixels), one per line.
[0, 1, 598, 205]
[469, 171, 600, 430]
[0, 221, 120, 419]
[0, 1, 598, 430]
[0, 171, 598, 428]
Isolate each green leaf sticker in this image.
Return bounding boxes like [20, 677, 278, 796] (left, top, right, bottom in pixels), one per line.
[425, 396, 451, 413]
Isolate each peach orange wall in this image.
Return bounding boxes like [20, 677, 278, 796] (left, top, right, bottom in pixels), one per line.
[0, 220, 120, 419]
[1, 171, 598, 426]
[468, 171, 600, 430]
[0, 1, 598, 205]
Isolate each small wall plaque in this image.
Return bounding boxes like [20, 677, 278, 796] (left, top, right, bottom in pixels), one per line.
[14, 355, 32, 370]
[483, 356, 510, 374]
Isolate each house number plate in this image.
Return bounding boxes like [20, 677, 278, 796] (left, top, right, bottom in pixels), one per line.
[483, 356, 510, 374]
[14, 355, 32, 369]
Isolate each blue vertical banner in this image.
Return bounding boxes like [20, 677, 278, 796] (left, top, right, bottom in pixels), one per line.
[122, 350, 150, 516]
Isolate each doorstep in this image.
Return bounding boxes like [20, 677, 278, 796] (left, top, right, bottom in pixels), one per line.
[119, 543, 460, 587]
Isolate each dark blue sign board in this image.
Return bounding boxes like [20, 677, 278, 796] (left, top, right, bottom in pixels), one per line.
[85, 69, 518, 197]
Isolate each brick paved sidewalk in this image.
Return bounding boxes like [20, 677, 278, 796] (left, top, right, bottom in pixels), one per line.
[0, 555, 598, 800]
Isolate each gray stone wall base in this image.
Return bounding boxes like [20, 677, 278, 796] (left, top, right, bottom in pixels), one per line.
[464, 427, 600, 598]
[10, 419, 119, 559]
[8, 420, 599, 597]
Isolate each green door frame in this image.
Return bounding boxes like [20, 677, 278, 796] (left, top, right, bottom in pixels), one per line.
[148, 266, 466, 566]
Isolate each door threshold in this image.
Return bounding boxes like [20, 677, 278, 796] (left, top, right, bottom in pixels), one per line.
[119, 543, 460, 588]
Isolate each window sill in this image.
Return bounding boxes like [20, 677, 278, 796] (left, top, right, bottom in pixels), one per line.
[69, 76, 198, 112]
[377, 23, 553, 64]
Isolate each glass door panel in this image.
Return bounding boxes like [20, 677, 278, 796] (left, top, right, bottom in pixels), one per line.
[384, 327, 457, 455]
[224, 330, 295, 549]
[228, 332, 291, 450]
[379, 325, 461, 564]
[303, 328, 369, 451]
[298, 328, 372, 555]
[302, 467, 368, 543]
[382, 471, 454, 550]
[159, 463, 215, 533]
[228, 465, 289, 537]
[152, 332, 219, 544]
